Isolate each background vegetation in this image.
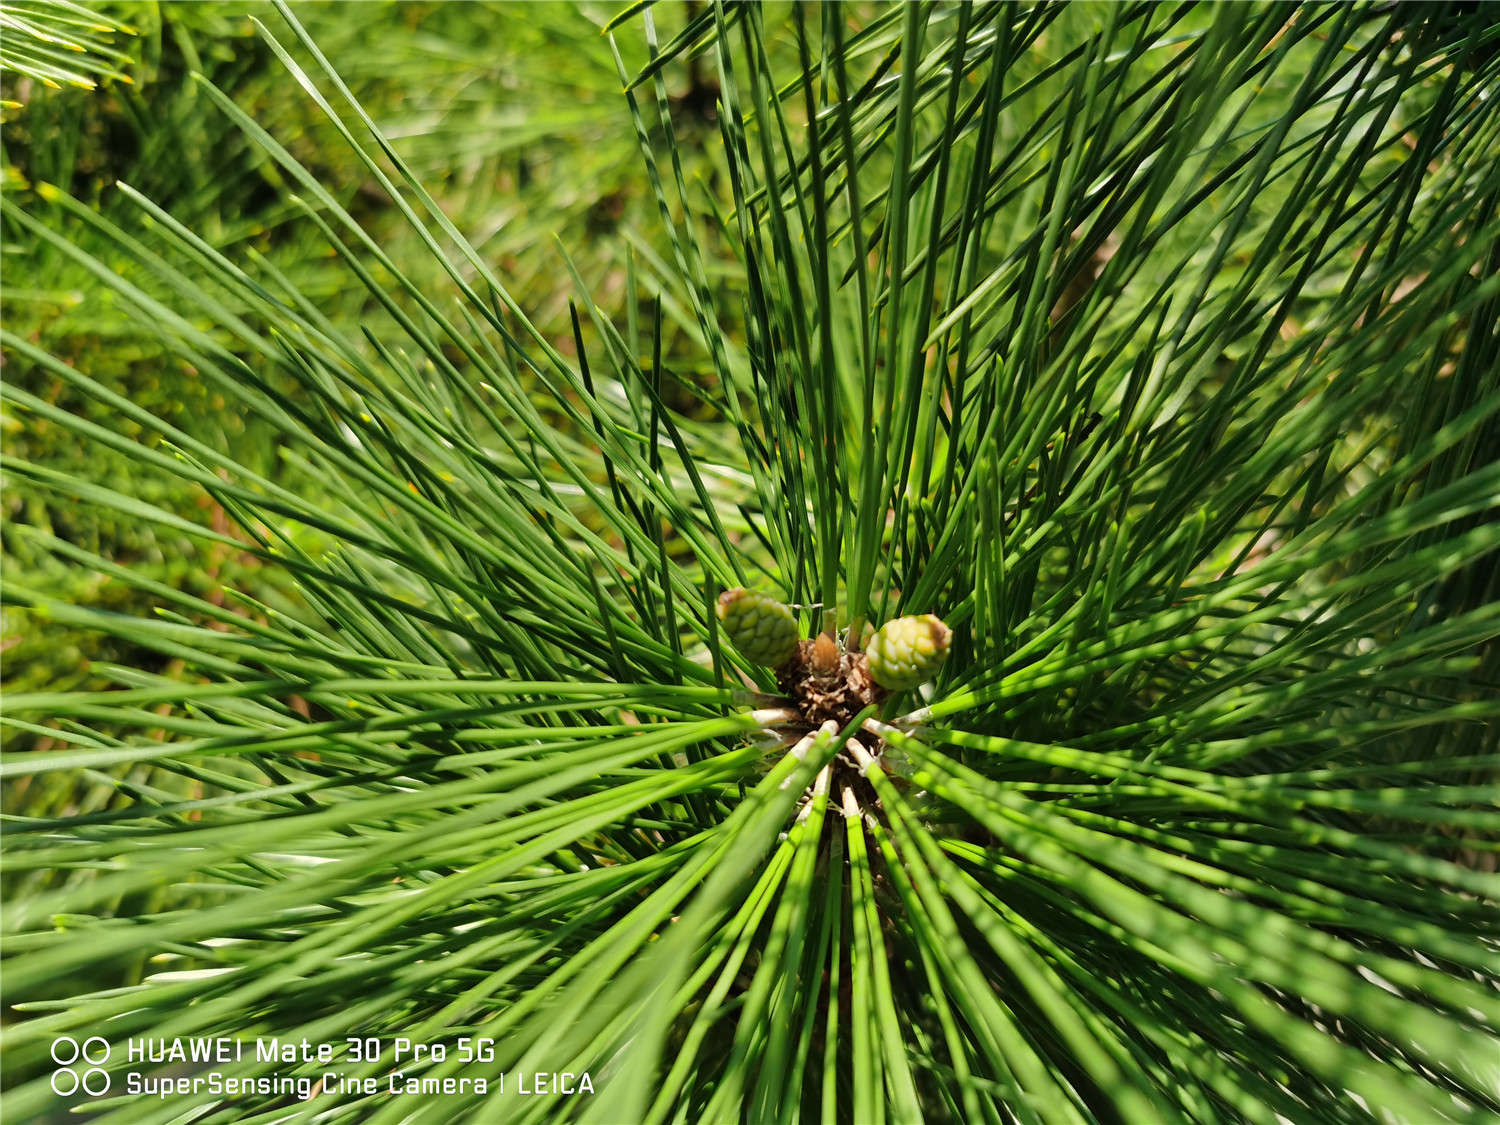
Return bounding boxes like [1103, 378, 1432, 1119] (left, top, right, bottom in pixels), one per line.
[3, 2, 1498, 1123]
[3, 1, 693, 723]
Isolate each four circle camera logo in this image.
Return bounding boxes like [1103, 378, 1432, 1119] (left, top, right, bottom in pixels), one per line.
[51, 1037, 111, 1097]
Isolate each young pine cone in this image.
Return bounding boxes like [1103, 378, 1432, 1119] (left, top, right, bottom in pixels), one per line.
[716, 588, 799, 668]
[866, 614, 951, 690]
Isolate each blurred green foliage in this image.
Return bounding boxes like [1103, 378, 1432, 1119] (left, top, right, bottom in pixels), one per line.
[1, 1, 718, 743]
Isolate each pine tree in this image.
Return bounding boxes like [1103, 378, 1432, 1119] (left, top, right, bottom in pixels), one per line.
[3, 3, 1499, 1122]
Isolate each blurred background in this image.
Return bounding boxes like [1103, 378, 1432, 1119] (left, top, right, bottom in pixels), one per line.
[2, 1, 726, 766]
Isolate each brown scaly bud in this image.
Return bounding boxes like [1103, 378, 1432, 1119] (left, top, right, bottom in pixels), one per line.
[809, 632, 841, 679]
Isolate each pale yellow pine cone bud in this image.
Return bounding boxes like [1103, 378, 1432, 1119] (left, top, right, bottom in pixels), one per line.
[866, 614, 951, 690]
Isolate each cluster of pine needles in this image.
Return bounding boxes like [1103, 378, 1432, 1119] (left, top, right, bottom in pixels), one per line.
[2, 2, 1499, 1123]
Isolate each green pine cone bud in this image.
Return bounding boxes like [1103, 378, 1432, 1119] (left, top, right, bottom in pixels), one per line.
[717, 588, 799, 668]
[866, 614, 951, 690]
